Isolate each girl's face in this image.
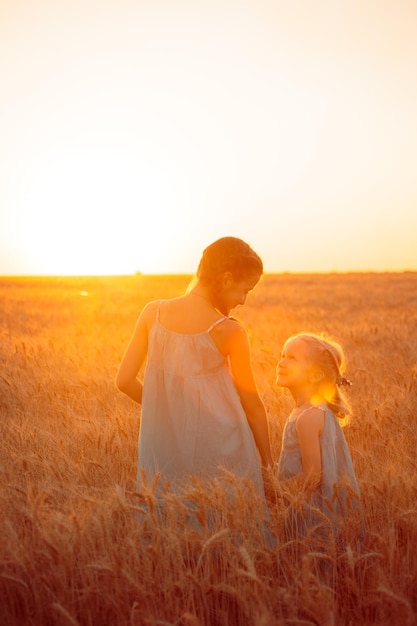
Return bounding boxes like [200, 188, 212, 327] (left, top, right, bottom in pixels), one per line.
[276, 337, 316, 392]
[218, 272, 261, 314]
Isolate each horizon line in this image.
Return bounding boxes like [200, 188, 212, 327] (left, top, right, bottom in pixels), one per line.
[1, 269, 416, 279]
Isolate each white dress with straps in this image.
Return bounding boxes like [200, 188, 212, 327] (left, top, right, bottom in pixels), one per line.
[137, 304, 264, 494]
[277, 405, 361, 535]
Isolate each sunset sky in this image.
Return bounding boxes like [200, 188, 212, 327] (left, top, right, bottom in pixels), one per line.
[1, 0, 416, 275]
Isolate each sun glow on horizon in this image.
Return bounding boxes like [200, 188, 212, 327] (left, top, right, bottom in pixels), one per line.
[1, 1, 417, 275]
[5, 42, 328, 276]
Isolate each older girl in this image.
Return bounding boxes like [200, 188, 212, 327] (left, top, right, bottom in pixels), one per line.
[117, 237, 273, 499]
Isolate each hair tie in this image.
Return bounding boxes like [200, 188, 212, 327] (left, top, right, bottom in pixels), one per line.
[336, 375, 352, 387]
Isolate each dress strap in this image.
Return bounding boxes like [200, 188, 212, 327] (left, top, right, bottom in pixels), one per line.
[156, 300, 164, 321]
[296, 406, 313, 421]
[292, 404, 326, 423]
[207, 316, 229, 333]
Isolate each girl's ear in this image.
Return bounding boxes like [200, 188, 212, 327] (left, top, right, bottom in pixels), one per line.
[221, 271, 234, 289]
[309, 367, 325, 384]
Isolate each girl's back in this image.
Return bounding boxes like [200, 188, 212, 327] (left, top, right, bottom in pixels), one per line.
[151, 294, 235, 357]
[147, 298, 228, 377]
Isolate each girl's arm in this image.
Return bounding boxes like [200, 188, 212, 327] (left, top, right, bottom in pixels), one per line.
[225, 321, 273, 468]
[116, 302, 156, 403]
[295, 407, 324, 490]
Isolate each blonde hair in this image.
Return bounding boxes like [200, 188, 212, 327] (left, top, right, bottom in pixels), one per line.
[292, 332, 352, 422]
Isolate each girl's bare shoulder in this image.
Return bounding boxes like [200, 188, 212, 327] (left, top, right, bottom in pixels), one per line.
[214, 316, 246, 338]
[136, 300, 162, 329]
[210, 317, 248, 356]
[296, 407, 325, 435]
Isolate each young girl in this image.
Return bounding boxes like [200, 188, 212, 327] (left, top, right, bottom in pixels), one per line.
[276, 332, 360, 541]
[116, 237, 273, 500]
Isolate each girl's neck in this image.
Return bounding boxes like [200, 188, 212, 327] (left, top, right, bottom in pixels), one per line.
[289, 399, 313, 422]
[292, 392, 326, 412]
[292, 389, 326, 409]
[189, 289, 212, 304]
[189, 286, 228, 316]
[292, 391, 312, 408]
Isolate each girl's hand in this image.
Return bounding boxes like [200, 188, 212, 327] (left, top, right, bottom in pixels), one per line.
[116, 302, 156, 403]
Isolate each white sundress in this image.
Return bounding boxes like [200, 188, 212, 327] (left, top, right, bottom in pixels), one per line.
[137, 304, 265, 497]
[277, 405, 361, 543]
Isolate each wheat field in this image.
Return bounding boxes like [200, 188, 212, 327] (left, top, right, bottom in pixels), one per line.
[1, 272, 416, 626]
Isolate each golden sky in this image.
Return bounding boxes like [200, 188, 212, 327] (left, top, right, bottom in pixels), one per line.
[1, 0, 417, 274]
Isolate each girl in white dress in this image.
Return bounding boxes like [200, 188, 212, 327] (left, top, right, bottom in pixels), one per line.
[116, 237, 273, 502]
